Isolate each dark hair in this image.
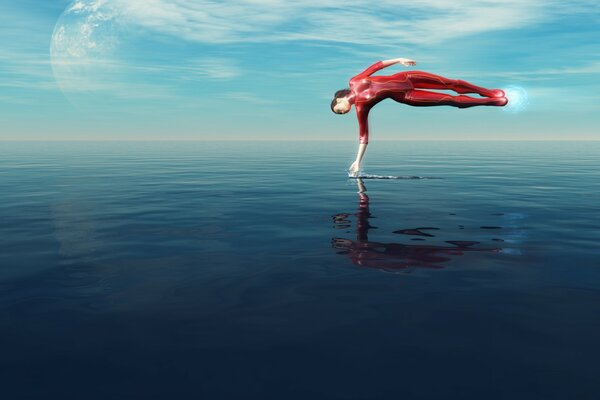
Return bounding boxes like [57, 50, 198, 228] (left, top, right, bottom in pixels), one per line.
[331, 89, 351, 113]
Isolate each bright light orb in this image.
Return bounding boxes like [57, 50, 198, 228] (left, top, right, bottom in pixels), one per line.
[502, 85, 529, 114]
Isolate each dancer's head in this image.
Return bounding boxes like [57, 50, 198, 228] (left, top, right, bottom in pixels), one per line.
[331, 89, 352, 114]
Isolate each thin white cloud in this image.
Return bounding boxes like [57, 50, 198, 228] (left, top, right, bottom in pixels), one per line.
[183, 58, 240, 80]
[221, 91, 278, 105]
[95, 0, 595, 45]
[47, 57, 239, 100]
[0, 95, 35, 105]
[508, 62, 600, 77]
[520, 87, 600, 111]
[455, 61, 600, 81]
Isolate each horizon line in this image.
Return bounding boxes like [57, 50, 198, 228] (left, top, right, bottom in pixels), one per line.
[1, 139, 599, 142]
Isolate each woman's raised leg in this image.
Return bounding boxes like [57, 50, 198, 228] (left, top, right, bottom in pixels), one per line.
[402, 89, 507, 108]
[406, 71, 504, 98]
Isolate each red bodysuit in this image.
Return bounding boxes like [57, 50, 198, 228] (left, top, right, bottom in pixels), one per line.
[349, 61, 506, 144]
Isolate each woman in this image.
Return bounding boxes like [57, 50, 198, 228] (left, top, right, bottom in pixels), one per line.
[331, 58, 508, 174]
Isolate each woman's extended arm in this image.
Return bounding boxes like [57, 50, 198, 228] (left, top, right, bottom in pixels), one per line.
[348, 106, 370, 175]
[351, 58, 417, 80]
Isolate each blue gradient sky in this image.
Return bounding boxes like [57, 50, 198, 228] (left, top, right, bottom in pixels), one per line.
[1, 0, 599, 140]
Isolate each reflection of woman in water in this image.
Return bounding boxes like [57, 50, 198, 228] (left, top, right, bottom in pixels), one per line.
[331, 58, 508, 174]
[332, 179, 500, 272]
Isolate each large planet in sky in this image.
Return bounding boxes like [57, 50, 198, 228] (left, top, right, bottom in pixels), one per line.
[50, 0, 123, 105]
[49, 0, 211, 109]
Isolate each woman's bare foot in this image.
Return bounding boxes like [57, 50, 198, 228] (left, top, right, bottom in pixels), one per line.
[488, 89, 505, 98]
[494, 97, 508, 106]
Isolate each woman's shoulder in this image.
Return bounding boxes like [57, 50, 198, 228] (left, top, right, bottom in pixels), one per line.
[350, 75, 372, 84]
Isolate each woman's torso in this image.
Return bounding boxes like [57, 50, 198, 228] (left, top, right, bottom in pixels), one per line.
[350, 72, 414, 106]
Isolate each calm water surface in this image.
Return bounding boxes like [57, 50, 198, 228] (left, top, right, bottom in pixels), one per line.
[0, 141, 599, 399]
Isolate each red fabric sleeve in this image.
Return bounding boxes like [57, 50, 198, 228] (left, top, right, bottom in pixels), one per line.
[351, 61, 384, 81]
[356, 106, 370, 144]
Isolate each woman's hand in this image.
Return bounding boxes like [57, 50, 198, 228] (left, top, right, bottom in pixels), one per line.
[381, 58, 416, 69]
[397, 58, 416, 67]
[348, 160, 361, 176]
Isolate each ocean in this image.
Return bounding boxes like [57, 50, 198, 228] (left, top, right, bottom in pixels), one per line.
[1, 140, 599, 399]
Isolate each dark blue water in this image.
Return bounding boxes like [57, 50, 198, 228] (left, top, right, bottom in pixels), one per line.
[1, 141, 599, 399]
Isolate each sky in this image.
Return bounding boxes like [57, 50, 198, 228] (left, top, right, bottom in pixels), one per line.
[0, 0, 599, 141]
